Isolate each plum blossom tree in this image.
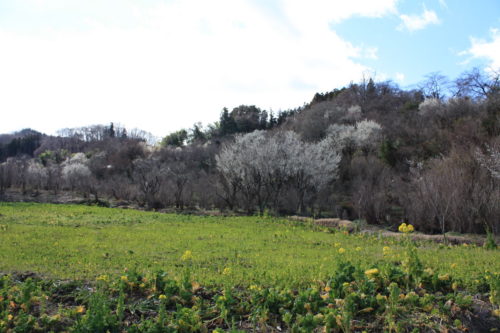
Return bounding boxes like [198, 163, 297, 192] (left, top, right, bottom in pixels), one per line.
[325, 119, 382, 154]
[26, 160, 47, 193]
[476, 144, 500, 179]
[216, 130, 341, 214]
[61, 153, 92, 194]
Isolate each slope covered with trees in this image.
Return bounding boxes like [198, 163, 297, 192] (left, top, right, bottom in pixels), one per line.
[1, 68, 499, 235]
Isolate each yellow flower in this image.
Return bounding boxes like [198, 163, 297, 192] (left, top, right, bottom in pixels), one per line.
[334, 242, 340, 248]
[365, 268, 380, 278]
[50, 314, 61, 321]
[222, 267, 232, 275]
[452, 282, 459, 291]
[7, 314, 13, 321]
[398, 223, 414, 233]
[97, 275, 109, 282]
[450, 263, 457, 269]
[314, 313, 324, 323]
[76, 306, 85, 314]
[355, 247, 362, 251]
[324, 286, 331, 292]
[181, 250, 193, 261]
[159, 294, 167, 300]
[338, 248, 346, 254]
[383, 246, 391, 256]
[438, 274, 450, 281]
[120, 275, 128, 282]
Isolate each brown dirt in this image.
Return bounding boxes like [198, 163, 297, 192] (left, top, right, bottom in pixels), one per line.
[288, 215, 496, 246]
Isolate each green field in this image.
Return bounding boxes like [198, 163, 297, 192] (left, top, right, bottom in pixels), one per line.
[0, 202, 497, 288]
[1, 202, 499, 331]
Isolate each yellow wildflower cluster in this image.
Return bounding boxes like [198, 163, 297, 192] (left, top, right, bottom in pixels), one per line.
[382, 246, 391, 256]
[365, 268, 380, 279]
[159, 294, 167, 300]
[181, 250, 193, 261]
[222, 267, 232, 275]
[438, 274, 450, 281]
[96, 275, 109, 282]
[398, 223, 414, 233]
[338, 248, 346, 254]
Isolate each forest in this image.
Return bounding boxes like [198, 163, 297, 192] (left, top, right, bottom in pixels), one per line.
[1, 68, 499, 235]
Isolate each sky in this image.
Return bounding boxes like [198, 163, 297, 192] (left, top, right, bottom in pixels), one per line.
[0, 0, 499, 138]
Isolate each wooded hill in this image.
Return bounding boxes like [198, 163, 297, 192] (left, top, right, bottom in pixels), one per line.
[1, 68, 499, 235]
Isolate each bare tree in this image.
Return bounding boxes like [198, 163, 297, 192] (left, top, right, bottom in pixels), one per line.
[0, 162, 11, 194]
[350, 156, 391, 224]
[454, 67, 500, 99]
[133, 157, 165, 209]
[411, 158, 459, 237]
[419, 72, 449, 100]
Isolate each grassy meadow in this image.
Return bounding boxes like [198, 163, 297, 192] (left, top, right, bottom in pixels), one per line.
[0, 202, 497, 288]
[1, 202, 500, 331]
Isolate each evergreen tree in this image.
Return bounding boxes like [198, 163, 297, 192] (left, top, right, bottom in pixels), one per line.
[219, 107, 237, 136]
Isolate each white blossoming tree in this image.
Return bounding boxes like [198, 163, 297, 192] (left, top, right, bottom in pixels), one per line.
[476, 144, 500, 179]
[61, 153, 93, 196]
[216, 130, 341, 214]
[26, 160, 48, 192]
[325, 119, 382, 153]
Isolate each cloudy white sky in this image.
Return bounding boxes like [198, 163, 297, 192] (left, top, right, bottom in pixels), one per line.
[0, 0, 499, 137]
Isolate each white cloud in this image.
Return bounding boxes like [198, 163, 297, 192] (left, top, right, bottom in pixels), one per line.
[462, 28, 500, 70]
[395, 72, 405, 83]
[0, 0, 397, 136]
[398, 7, 440, 32]
[362, 47, 379, 60]
[438, 0, 448, 9]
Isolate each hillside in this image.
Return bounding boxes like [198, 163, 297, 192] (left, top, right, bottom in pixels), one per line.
[0, 69, 499, 236]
